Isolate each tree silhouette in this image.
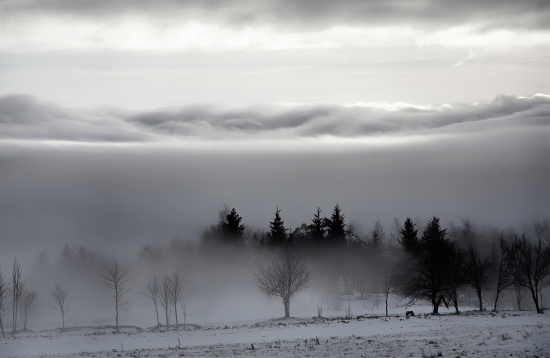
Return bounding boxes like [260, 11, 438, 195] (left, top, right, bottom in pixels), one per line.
[446, 245, 465, 314]
[464, 246, 493, 311]
[492, 234, 515, 311]
[140, 274, 161, 327]
[399, 217, 419, 253]
[254, 248, 311, 318]
[370, 220, 386, 250]
[101, 261, 131, 332]
[21, 289, 37, 330]
[0, 270, 8, 337]
[309, 207, 326, 245]
[221, 208, 245, 244]
[512, 235, 550, 313]
[51, 282, 68, 330]
[11, 258, 25, 333]
[326, 205, 346, 245]
[403, 217, 453, 314]
[266, 207, 288, 246]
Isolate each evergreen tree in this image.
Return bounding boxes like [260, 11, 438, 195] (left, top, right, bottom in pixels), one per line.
[326, 204, 347, 245]
[370, 220, 386, 250]
[419, 216, 448, 248]
[221, 208, 245, 244]
[266, 207, 288, 246]
[399, 217, 419, 253]
[403, 217, 454, 314]
[309, 207, 326, 245]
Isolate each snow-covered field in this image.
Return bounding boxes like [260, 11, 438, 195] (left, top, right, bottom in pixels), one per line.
[2, 311, 548, 357]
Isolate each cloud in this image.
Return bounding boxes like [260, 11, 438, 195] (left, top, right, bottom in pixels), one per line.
[1, 93, 548, 145]
[0, 94, 154, 142]
[1, 1, 548, 52]
[2, 0, 548, 30]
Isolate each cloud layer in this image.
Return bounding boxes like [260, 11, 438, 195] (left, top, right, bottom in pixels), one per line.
[2, 0, 548, 30]
[1, 94, 548, 144]
[1, 1, 549, 52]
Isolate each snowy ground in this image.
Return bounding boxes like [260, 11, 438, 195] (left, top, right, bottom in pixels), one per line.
[2, 311, 549, 357]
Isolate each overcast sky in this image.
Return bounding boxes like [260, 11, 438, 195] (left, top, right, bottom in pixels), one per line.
[0, 0, 549, 262]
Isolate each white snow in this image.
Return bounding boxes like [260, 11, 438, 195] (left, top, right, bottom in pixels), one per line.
[2, 310, 548, 357]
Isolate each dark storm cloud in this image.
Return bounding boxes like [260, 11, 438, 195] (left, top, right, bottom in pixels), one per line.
[3, 93, 547, 142]
[1, 0, 548, 30]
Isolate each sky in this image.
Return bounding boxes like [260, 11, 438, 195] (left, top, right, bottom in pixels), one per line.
[0, 0, 549, 261]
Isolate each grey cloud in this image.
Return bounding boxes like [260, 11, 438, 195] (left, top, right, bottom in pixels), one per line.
[1, 94, 549, 143]
[127, 94, 550, 138]
[0, 94, 153, 142]
[1, 0, 548, 30]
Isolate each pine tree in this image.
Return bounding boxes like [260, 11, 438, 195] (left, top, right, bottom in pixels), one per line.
[221, 208, 245, 244]
[326, 205, 347, 245]
[370, 220, 386, 250]
[403, 217, 454, 314]
[419, 216, 448, 248]
[309, 207, 326, 245]
[399, 217, 419, 253]
[266, 207, 288, 246]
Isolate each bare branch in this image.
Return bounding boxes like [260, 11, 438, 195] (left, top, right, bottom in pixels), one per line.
[0, 270, 9, 337]
[254, 248, 311, 318]
[51, 282, 68, 330]
[101, 261, 131, 332]
[140, 274, 161, 327]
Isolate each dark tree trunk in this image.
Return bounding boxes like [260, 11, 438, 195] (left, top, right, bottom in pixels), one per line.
[174, 302, 179, 329]
[453, 290, 460, 314]
[530, 288, 542, 313]
[155, 304, 160, 327]
[431, 294, 440, 314]
[477, 289, 483, 311]
[284, 298, 290, 318]
[493, 289, 501, 312]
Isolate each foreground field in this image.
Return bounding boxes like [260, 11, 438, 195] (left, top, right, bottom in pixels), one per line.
[2, 311, 549, 357]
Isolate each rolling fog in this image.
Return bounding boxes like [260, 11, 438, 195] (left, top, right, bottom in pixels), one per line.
[1, 92, 549, 331]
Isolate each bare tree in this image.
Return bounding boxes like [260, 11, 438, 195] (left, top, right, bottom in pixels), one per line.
[140, 274, 161, 327]
[12, 258, 25, 333]
[254, 248, 311, 318]
[101, 261, 131, 332]
[159, 275, 172, 327]
[179, 296, 187, 326]
[382, 262, 399, 317]
[0, 270, 9, 337]
[51, 282, 68, 330]
[464, 246, 493, 311]
[492, 234, 515, 311]
[170, 273, 183, 329]
[21, 289, 37, 330]
[512, 235, 550, 313]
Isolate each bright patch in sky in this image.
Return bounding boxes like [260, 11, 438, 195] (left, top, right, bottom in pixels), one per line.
[2, 15, 550, 53]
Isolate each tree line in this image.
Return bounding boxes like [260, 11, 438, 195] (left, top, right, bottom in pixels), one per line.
[0, 207, 548, 335]
[201, 206, 549, 316]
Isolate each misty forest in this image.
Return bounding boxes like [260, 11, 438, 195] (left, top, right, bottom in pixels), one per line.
[1, 208, 549, 336]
